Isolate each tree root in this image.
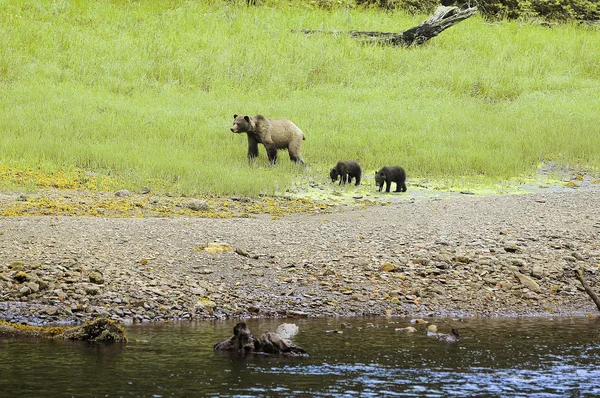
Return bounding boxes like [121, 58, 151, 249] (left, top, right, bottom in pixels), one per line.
[296, 5, 478, 46]
[575, 268, 600, 312]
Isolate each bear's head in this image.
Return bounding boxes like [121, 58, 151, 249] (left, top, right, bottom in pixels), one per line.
[330, 167, 340, 182]
[374, 170, 386, 187]
[231, 114, 255, 134]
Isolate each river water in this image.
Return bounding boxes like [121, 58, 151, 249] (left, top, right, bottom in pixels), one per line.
[1, 316, 599, 397]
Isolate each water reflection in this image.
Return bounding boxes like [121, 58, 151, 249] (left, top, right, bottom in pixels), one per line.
[1, 317, 599, 397]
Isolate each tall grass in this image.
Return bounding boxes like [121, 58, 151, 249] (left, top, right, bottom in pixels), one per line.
[1, 0, 599, 196]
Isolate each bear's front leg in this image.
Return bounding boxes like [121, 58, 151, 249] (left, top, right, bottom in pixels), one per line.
[247, 136, 259, 162]
[385, 181, 391, 192]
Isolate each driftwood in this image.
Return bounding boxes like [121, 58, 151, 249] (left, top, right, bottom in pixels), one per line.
[297, 5, 478, 46]
[214, 322, 307, 356]
[575, 268, 600, 312]
[0, 318, 128, 343]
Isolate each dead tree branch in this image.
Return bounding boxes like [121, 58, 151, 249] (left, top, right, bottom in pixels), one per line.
[297, 5, 478, 46]
[575, 268, 600, 312]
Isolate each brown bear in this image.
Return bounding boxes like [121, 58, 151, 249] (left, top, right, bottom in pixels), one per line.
[230, 114, 305, 165]
[330, 160, 362, 186]
[375, 166, 407, 193]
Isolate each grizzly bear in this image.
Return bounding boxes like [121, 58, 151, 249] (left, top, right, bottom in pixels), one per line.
[230, 114, 305, 165]
[330, 160, 362, 186]
[375, 166, 407, 193]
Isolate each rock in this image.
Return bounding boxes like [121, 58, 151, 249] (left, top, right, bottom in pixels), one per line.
[395, 326, 417, 333]
[381, 263, 396, 272]
[410, 318, 428, 324]
[185, 199, 210, 212]
[531, 266, 544, 279]
[427, 324, 438, 333]
[515, 272, 541, 293]
[140, 187, 151, 194]
[197, 298, 217, 312]
[190, 287, 207, 296]
[26, 282, 40, 293]
[275, 323, 299, 339]
[89, 271, 105, 285]
[19, 286, 32, 296]
[250, 269, 265, 277]
[202, 243, 232, 254]
[114, 189, 131, 197]
[85, 285, 100, 295]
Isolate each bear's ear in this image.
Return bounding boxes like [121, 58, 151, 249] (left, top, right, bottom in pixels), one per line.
[244, 116, 250, 122]
[233, 114, 238, 119]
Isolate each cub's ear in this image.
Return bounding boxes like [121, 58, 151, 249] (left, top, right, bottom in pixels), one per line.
[244, 116, 251, 122]
[330, 168, 334, 172]
[233, 114, 238, 119]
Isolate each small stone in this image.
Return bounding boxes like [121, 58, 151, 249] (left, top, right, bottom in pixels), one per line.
[85, 285, 100, 295]
[190, 287, 207, 296]
[531, 266, 544, 279]
[19, 286, 32, 296]
[427, 324, 438, 333]
[26, 282, 40, 293]
[395, 326, 418, 333]
[141, 187, 151, 194]
[410, 318, 428, 324]
[197, 298, 217, 312]
[185, 199, 210, 212]
[89, 271, 105, 285]
[515, 272, 541, 293]
[114, 189, 131, 197]
[250, 269, 265, 277]
[454, 256, 471, 264]
[381, 263, 396, 272]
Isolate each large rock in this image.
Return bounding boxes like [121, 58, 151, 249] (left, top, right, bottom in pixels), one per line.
[515, 272, 541, 293]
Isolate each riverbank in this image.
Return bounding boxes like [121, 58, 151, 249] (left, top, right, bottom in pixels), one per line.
[1, 188, 599, 325]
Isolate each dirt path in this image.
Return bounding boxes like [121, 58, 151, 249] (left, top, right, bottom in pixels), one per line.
[1, 190, 599, 325]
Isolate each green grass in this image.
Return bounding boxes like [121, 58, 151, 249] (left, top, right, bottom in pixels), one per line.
[1, 0, 599, 196]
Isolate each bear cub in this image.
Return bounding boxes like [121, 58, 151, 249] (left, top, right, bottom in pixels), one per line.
[375, 166, 407, 193]
[330, 160, 362, 186]
[230, 114, 305, 165]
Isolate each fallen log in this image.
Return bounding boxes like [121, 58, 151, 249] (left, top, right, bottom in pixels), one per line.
[297, 5, 477, 46]
[575, 268, 600, 312]
[0, 318, 128, 343]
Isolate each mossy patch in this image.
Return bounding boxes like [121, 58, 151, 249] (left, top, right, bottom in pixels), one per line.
[0, 318, 127, 342]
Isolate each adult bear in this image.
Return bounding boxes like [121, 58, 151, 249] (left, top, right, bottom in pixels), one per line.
[330, 160, 362, 186]
[375, 166, 407, 193]
[230, 114, 305, 165]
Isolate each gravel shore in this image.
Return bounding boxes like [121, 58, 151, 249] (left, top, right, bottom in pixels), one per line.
[1, 190, 599, 325]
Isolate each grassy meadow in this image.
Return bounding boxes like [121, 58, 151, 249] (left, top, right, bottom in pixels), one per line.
[1, 0, 599, 197]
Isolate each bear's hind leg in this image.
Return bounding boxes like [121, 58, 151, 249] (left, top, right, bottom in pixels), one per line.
[267, 146, 278, 165]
